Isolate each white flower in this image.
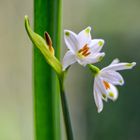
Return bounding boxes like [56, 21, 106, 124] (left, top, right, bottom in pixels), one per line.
[62, 27, 105, 70]
[93, 59, 136, 113]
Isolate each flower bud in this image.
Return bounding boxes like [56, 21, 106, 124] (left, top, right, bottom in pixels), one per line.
[44, 32, 54, 55]
[24, 15, 62, 77]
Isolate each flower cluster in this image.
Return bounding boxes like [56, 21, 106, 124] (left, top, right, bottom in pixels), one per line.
[62, 27, 136, 113]
[24, 16, 136, 113]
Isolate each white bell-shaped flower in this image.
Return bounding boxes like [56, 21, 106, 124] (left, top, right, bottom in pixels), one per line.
[93, 59, 136, 113]
[62, 27, 105, 70]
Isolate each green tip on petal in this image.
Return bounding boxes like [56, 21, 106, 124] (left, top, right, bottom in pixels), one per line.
[109, 92, 114, 97]
[126, 63, 132, 67]
[85, 27, 91, 34]
[126, 62, 136, 68]
[98, 41, 104, 47]
[119, 80, 123, 84]
[99, 55, 104, 61]
[65, 31, 70, 36]
[102, 93, 106, 99]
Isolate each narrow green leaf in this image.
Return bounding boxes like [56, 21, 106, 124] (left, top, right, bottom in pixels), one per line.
[31, 0, 62, 140]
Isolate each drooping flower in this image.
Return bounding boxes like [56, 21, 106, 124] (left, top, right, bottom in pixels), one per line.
[62, 27, 105, 71]
[93, 59, 136, 113]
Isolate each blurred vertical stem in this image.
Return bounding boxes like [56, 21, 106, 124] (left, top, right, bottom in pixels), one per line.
[59, 78, 74, 140]
[34, 0, 62, 140]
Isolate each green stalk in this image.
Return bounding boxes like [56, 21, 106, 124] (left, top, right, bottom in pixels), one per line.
[34, 0, 62, 140]
[87, 64, 100, 76]
[59, 78, 74, 140]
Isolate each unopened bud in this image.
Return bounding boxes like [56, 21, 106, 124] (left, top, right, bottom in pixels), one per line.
[24, 16, 62, 77]
[44, 32, 54, 55]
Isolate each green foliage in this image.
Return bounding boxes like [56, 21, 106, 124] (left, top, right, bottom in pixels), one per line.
[31, 0, 62, 140]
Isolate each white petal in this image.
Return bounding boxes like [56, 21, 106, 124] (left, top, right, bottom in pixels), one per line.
[77, 26, 92, 49]
[64, 30, 78, 52]
[75, 52, 105, 67]
[102, 62, 136, 71]
[94, 80, 103, 113]
[75, 59, 88, 67]
[62, 51, 76, 71]
[101, 70, 124, 85]
[89, 39, 105, 54]
[110, 58, 120, 65]
[95, 76, 108, 101]
[107, 84, 118, 101]
[75, 58, 87, 66]
[85, 52, 105, 64]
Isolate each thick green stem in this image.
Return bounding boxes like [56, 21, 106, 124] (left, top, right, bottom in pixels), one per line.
[59, 78, 74, 140]
[34, 0, 62, 140]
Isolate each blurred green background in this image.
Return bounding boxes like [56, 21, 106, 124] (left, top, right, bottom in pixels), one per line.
[0, 0, 140, 140]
